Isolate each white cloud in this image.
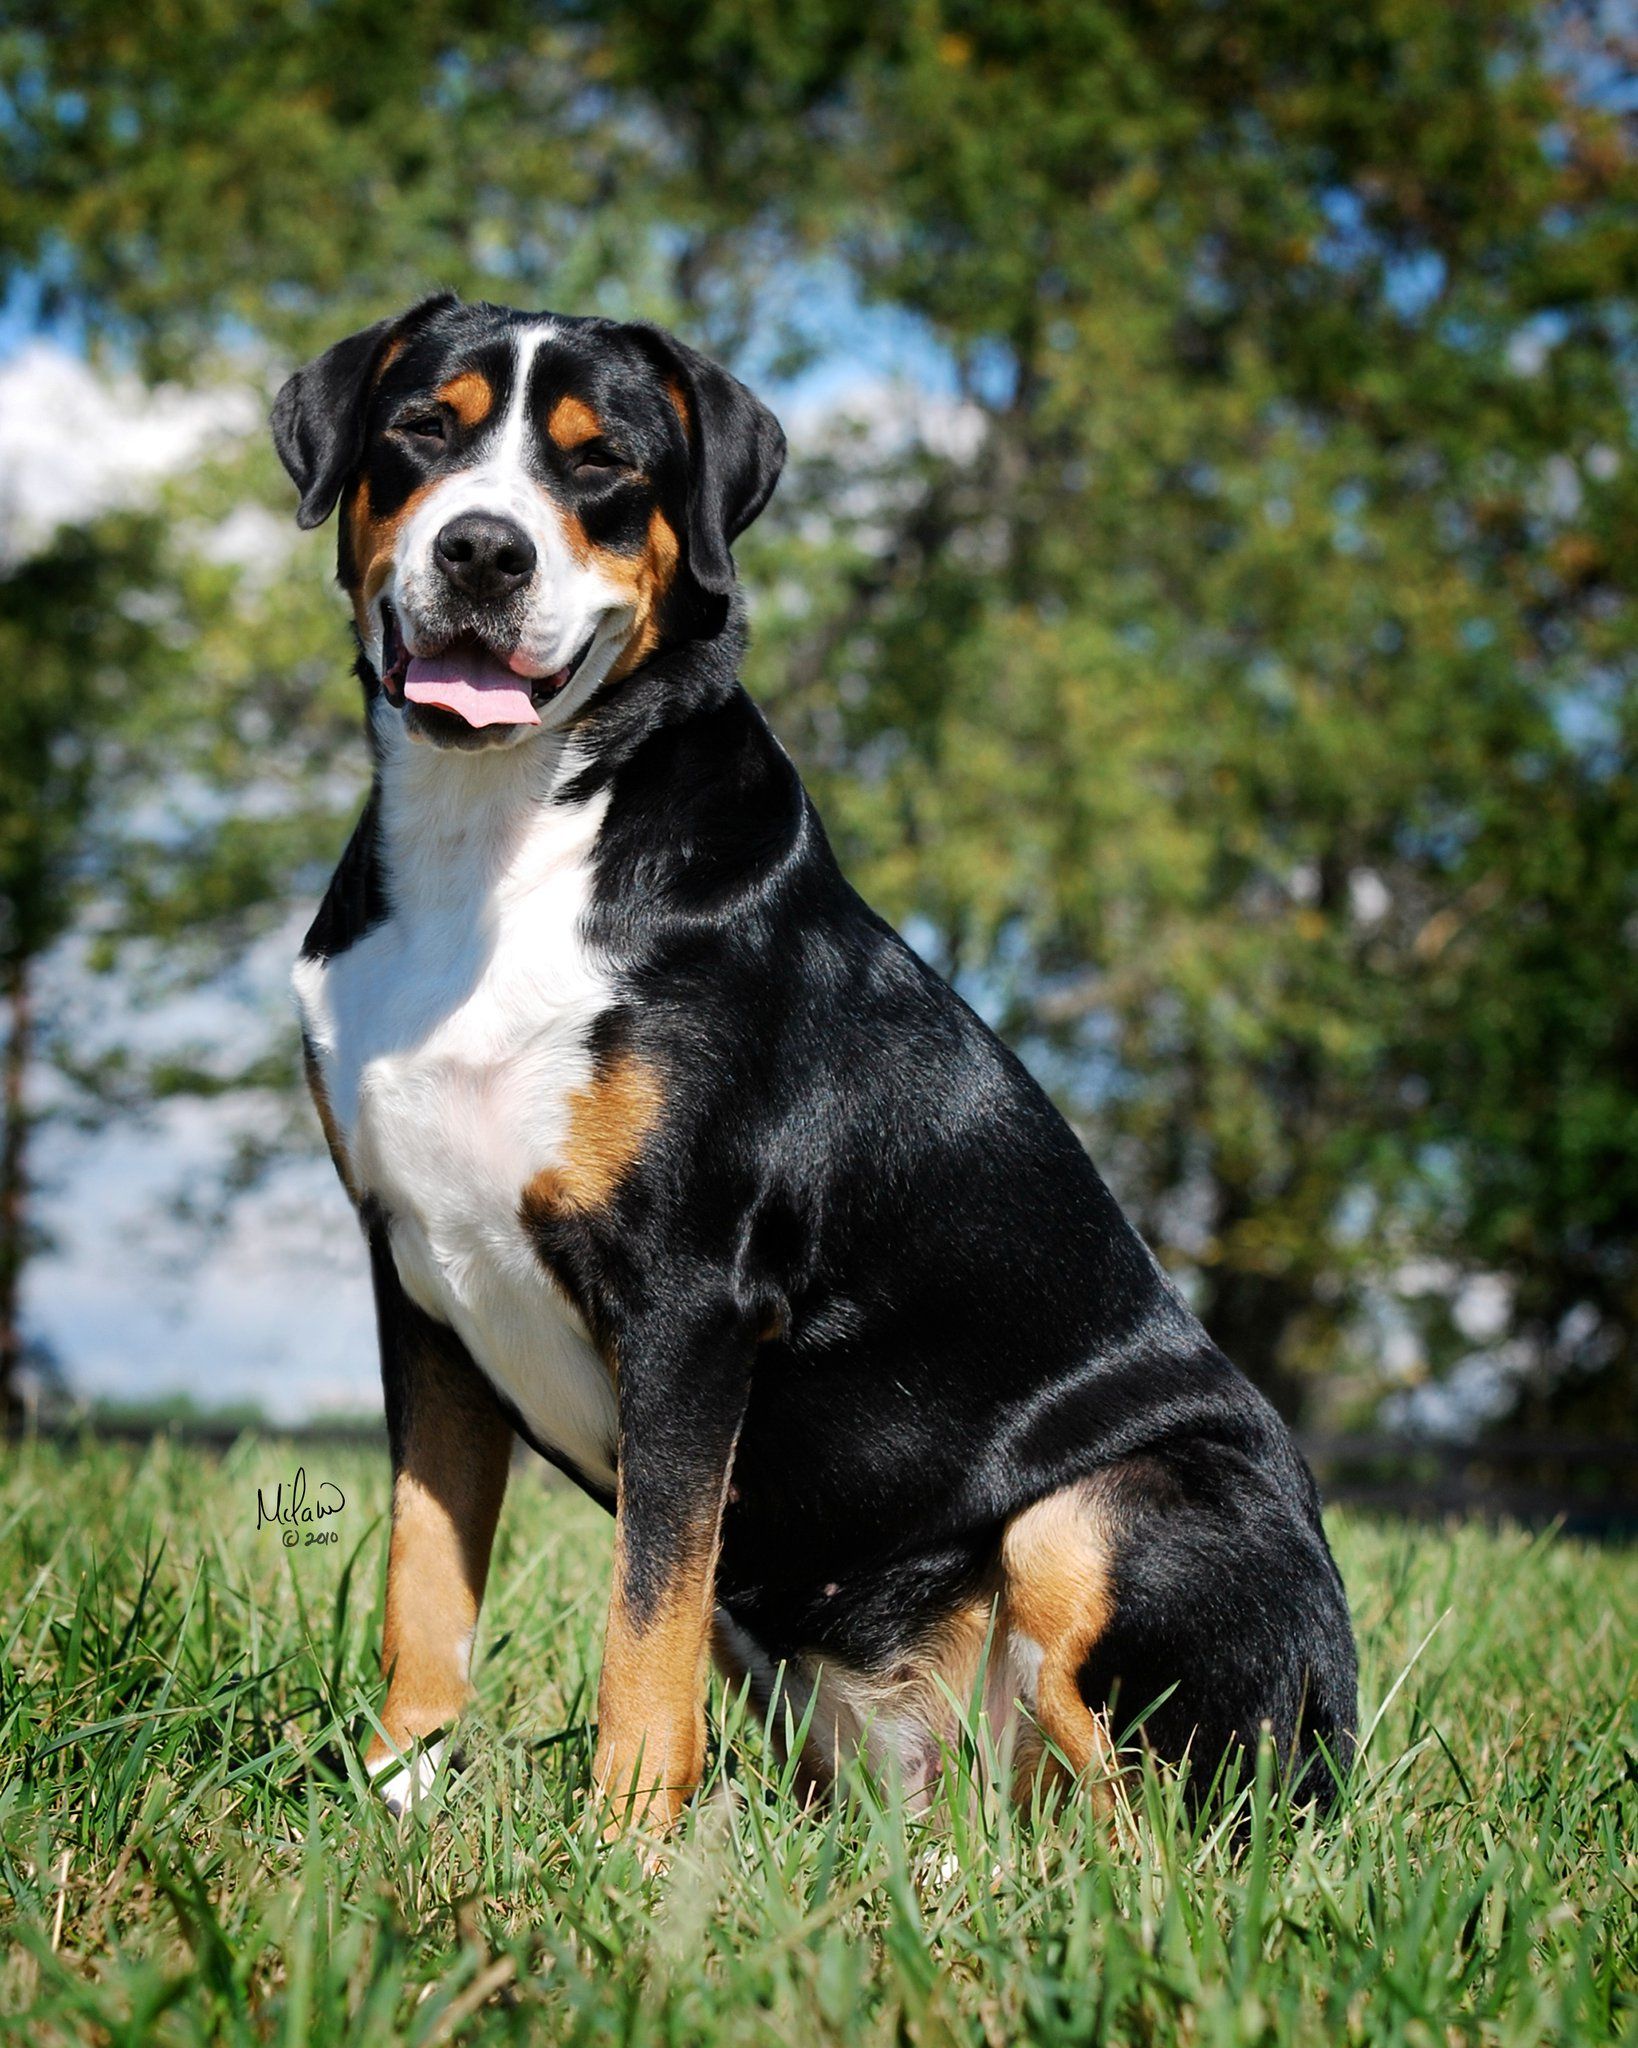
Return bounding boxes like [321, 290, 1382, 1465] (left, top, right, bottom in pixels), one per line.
[26, 1098, 379, 1424]
[1453, 1273, 1512, 1344]
[784, 372, 987, 463]
[0, 341, 258, 561]
[188, 500, 293, 581]
[1348, 868, 1391, 926]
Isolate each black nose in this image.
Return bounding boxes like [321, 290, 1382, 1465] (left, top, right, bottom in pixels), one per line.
[433, 513, 537, 599]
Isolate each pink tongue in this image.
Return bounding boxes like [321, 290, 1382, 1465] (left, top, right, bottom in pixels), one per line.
[404, 648, 540, 729]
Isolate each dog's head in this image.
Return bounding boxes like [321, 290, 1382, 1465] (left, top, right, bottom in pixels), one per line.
[271, 295, 785, 750]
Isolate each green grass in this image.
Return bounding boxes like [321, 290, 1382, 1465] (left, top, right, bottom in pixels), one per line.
[1, 1438, 1634, 2046]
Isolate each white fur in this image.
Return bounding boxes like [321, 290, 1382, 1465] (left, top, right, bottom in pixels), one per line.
[294, 717, 621, 1491]
[370, 1735, 446, 1817]
[714, 1608, 1047, 1811]
[367, 322, 637, 739]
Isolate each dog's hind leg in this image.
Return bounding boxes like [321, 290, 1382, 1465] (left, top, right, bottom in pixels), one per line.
[999, 1482, 1122, 1811]
[368, 1232, 514, 1813]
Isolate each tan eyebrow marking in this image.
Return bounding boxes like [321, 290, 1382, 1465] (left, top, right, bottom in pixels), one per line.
[547, 394, 603, 450]
[437, 371, 494, 428]
[662, 376, 691, 433]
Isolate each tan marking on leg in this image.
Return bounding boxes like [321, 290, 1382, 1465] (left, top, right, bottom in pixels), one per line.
[304, 1049, 357, 1206]
[519, 1054, 662, 1221]
[546, 394, 602, 450]
[594, 1514, 718, 1834]
[1000, 1482, 1121, 1808]
[726, 1490, 1121, 1819]
[367, 1340, 513, 1775]
[437, 370, 493, 428]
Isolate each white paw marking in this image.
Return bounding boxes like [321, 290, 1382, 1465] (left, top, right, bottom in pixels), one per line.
[371, 1737, 446, 1816]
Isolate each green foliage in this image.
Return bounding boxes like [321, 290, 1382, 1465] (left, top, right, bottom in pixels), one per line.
[0, 1440, 1634, 2045]
[1, 2, 1634, 1423]
[0, 515, 171, 969]
[4, 2, 589, 363]
[665, 1, 1638, 1419]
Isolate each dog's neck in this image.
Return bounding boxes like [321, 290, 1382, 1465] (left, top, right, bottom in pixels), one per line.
[356, 610, 752, 928]
[367, 710, 599, 928]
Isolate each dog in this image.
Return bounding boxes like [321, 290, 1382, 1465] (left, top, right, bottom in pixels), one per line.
[273, 293, 1356, 1830]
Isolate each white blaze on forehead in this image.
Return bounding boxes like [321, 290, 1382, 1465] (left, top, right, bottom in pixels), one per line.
[493, 322, 554, 474]
[383, 318, 638, 725]
[397, 323, 556, 583]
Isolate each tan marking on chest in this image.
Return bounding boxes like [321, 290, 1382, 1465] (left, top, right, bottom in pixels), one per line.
[520, 1054, 663, 1219]
[438, 370, 494, 428]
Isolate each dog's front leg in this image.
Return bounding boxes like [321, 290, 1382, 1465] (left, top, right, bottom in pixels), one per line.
[594, 1309, 752, 1837]
[367, 1225, 514, 1810]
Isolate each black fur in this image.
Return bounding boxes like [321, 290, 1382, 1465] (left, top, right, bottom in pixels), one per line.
[287, 299, 1356, 1809]
[271, 293, 458, 529]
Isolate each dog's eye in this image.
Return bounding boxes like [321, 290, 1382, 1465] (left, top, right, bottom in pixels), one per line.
[398, 412, 447, 443]
[574, 448, 627, 475]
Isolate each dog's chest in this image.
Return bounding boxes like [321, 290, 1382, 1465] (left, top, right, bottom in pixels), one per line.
[294, 753, 620, 1489]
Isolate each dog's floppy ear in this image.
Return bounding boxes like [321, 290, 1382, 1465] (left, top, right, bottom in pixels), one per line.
[626, 325, 786, 629]
[271, 293, 459, 529]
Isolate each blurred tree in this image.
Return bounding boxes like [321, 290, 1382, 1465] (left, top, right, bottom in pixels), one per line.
[601, 0, 1638, 1424]
[0, 1, 1633, 1428]
[0, 0, 762, 1421]
[0, 516, 180, 1415]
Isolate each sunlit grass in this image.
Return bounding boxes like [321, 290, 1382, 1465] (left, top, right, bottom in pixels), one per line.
[1, 1437, 1634, 2045]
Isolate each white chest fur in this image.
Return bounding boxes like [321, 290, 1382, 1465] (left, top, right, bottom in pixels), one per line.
[293, 718, 621, 1490]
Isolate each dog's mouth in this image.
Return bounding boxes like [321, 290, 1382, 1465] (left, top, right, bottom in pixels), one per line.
[378, 603, 589, 731]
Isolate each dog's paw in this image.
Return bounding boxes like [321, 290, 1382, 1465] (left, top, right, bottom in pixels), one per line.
[369, 1735, 451, 1817]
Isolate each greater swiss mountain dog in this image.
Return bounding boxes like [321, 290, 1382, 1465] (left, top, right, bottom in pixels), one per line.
[273, 293, 1356, 1832]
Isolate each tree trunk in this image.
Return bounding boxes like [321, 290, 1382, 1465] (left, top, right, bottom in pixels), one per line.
[0, 954, 30, 1426]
